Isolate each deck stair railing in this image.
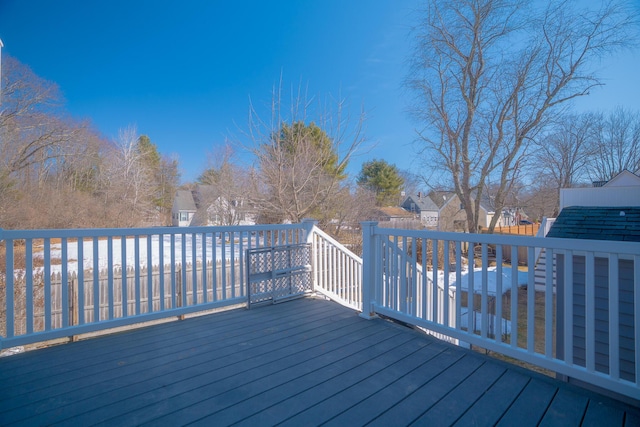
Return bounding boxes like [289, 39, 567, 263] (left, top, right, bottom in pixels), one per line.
[359, 221, 640, 401]
[307, 225, 362, 311]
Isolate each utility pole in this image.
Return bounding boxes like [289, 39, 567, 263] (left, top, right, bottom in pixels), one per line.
[0, 38, 3, 107]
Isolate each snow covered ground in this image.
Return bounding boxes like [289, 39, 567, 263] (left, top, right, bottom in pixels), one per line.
[429, 266, 529, 296]
[40, 234, 240, 275]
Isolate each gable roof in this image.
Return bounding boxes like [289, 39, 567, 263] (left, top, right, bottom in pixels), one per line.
[174, 190, 197, 211]
[547, 206, 640, 242]
[402, 195, 439, 211]
[374, 206, 414, 219]
[604, 169, 640, 187]
[429, 191, 457, 209]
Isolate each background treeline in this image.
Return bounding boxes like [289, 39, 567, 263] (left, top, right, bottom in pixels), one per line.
[0, 56, 179, 229]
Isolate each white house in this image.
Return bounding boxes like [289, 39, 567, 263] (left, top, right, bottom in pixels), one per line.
[171, 190, 197, 226]
[559, 169, 640, 210]
[401, 191, 493, 231]
[171, 185, 256, 227]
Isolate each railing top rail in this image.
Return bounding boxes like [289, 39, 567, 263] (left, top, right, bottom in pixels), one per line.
[374, 226, 640, 255]
[311, 226, 362, 263]
[0, 223, 306, 240]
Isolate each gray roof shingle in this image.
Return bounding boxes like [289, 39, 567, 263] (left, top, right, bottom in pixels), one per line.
[547, 206, 640, 242]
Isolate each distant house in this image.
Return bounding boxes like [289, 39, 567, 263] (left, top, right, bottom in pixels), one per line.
[560, 169, 640, 211]
[401, 194, 439, 227]
[171, 185, 255, 227]
[402, 191, 492, 232]
[548, 206, 640, 384]
[372, 206, 416, 224]
[171, 190, 197, 227]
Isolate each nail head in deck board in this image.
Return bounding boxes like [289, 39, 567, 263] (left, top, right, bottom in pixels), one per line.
[1, 297, 637, 427]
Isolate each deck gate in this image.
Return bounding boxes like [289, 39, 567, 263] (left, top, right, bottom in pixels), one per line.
[246, 244, 312, 308]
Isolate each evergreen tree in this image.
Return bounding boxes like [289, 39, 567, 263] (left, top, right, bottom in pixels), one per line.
[357, 159, 404, 206]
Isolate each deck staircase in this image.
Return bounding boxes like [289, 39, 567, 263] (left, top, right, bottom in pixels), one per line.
[533, 217, 557, 292]
[534, 248, 556, 292]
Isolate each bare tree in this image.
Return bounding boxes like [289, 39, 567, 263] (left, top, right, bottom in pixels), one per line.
[588, 107, 640, 181]
[242, 81, 366, 224]
[98, 126, 155, 226]
[0, 56, 84, 201]
[408, 0, 637, 232]
[530, 113, 597, 215]
[197, 144, 254, 226]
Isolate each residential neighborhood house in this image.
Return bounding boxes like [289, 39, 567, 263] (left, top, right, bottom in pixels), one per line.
[171, 185, 255, 227]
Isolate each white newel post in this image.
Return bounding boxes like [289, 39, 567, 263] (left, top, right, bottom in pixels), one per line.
[301, 219, 318, 290]
[360, 221, 378, 319]
[301, 218, 318, 245]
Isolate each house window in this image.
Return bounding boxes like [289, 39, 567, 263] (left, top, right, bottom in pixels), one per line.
[180, 212, 189, 221]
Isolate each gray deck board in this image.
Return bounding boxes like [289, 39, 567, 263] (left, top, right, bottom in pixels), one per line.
[1, 296, 638, 426]
[496, 378, 558, 426]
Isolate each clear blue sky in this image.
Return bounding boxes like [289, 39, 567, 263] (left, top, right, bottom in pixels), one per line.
[1, 0, 638, 183]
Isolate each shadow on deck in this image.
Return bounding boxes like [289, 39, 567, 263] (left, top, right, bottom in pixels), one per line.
[1, 297, 638, 426]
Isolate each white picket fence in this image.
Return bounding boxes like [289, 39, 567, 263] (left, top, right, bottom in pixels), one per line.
[2, 261, 242, 337]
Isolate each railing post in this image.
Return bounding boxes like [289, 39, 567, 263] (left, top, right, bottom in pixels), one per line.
[301, 219, 319, 291]
[360, 221, 378, 319]
[301, 218, 318, 245]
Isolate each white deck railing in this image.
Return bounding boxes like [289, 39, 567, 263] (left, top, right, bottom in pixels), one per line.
[2, 220, 638, 400]
[0, 223, 313, 349]
[308, 226, 362, 311]
[360, 222, 640, 400]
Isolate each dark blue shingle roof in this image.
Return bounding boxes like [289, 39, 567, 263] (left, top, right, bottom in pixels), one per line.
[547, 206, 640, 242]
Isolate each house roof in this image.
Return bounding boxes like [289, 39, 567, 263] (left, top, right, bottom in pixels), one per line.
[429, 191, 457, 209]
[603, 169, 640, 187]
[174, 190, 197, 211]
[375, 206, 414, 219]
[402, 195, 439, 211]
[547, 206, 640, 242]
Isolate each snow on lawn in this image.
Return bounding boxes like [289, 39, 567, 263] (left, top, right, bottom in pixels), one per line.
[430, 266, 529, 296]
[43, 234, 240, 275]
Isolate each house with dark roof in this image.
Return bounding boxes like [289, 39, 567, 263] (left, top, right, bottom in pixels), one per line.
[372, 206, 418, 227]
[401, 194, 439, 227]
[402, 191, 493, 232]
[171, 189, 197, 226]
[547, 206, 640, 392]
[171, 186, 255, 227]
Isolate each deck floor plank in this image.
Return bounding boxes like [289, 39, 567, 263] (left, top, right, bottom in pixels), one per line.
[582, 400, 626, 427]
[539, 387, 590, 426]
[410, 360, 508, 425]
[143, 325, 414, 426]
[495, 378, 558, 427]
[0, 297, 637, 427]
[322, 346, 466, 427]
[274, 341, 450, 427]
[453, 369, 531, 426]
[1, 301, 343, 403]
[0, 302, 354, 423]
[367, 355, 486, 426]
[15, 305, 372, 425]
[92, 320, 391, 427]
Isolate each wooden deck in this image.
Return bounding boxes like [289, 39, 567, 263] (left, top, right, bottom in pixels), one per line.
[1, 297, 638, 426]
